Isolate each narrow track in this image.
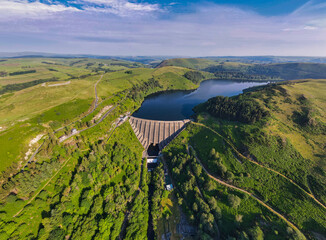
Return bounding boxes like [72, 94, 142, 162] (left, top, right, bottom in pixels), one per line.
[13, 157, 72, 217]
[54, 74, 103, 133]
[191, 122, 326, 211]
[188, 145, 302, 234]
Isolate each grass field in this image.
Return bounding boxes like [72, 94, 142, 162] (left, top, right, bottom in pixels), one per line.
[0, 78, 95, 125]
[0, 58, 95, 86]
[0, 123, 45, 172]
[0, 61, 205, 176]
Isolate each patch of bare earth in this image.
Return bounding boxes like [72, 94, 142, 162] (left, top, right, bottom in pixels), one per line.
[92, 105, 112, 123]
[24, 134, 44, 161]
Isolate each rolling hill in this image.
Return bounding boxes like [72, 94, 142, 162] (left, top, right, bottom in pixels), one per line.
[158, 58, 326, 80]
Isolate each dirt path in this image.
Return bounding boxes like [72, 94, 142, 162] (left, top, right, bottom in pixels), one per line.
[47, 81, 71, 87]
[93, 75, 103, 108]
[54, 74, 103, 133]
[60, 89, 130, 143]
[21, 140, 46, 169]
[191, 122, 326, 211]
[13, 157, 72, 218]
[188, 145, 302, 235]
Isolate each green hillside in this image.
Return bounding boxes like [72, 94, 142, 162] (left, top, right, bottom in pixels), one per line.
[158, 58, 326, 80]
[0, 58, 325, 240]
[173, 79, 326, 239]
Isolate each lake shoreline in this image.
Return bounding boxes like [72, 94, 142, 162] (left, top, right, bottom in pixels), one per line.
[133, 79, 270, 121]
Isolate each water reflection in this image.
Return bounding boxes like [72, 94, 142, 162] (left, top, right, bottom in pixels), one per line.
[133, 80, 268, 121]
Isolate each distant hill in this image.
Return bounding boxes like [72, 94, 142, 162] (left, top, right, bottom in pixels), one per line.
[2, 52, 326, 65]
[0, 52, 183, 65]
[157, 58, 219, 69]
[158, 58, 326, 80]
[202, 56, 326, 64]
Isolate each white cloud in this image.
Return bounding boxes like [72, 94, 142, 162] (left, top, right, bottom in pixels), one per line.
[303, 25, 318, 30]
[0, 1, 325, 56]
[291, 0, 326, 17]
[289, 0, 326, 29]
[81, 0, 160, 16]
[0, 0, 79, 19]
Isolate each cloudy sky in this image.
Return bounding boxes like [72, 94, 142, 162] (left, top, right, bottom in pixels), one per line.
[0, 0, 325, 56]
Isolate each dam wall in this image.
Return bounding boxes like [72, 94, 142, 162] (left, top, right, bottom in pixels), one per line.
[129, 116, 190, 154]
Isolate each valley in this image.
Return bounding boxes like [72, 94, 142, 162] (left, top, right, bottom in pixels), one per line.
[0, 57, 325, 240]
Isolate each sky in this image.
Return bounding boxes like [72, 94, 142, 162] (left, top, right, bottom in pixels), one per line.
[0, 0, 325, 56]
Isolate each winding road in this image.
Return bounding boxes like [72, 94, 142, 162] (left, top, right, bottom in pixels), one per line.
[191, 122, 326, 211]
[54, 74, 103, 133]
[188, 145, 303, 235]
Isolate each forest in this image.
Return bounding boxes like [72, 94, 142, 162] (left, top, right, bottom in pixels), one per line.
[199, 95, 270, 124]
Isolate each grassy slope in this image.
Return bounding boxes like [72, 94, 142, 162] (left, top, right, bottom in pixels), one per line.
[158, 58, 219, 70]
[0, 58, 146, 87]
[0, 63, 203, 174]
[0, 78, 95, 125]
[97, 66, 203, 98]
[193, 79, 326, 237]
[163, 129, 296, 240]
[0, 58, 93, 86]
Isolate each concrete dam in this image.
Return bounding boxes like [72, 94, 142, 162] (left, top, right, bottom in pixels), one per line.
[129, 116, 190, 156]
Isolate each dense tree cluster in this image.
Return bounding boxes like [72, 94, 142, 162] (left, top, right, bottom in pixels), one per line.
[164, 151, 220, 239]
[149, 163, 166, 235]
[129, 78, 163, 102]
[184, 71, 205, 84]
[0, 135, 61, 198]
[0, 78, 58, 95]
[204, 64, 282, 80]
[0, 71, 7, 77]
[213, 71, 277, 81]
[8, 70, 36, 76]
[0, 131, 148, 239]
[203, 96, 270, 123]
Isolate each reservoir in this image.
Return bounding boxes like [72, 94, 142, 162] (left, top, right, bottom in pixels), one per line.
[133, 79, 268, 121]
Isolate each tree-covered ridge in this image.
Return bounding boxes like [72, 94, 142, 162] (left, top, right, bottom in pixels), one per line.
[201, 95, 270, 124]
[0, 122, 149, 240]
[183, 71, 205, 84]
[212, 71, 278, 81]
[158, 57, 326, 80]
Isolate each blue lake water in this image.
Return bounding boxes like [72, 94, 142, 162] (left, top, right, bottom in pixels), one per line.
[133, 79, 268, 121]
